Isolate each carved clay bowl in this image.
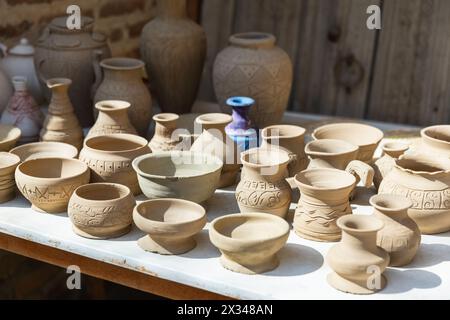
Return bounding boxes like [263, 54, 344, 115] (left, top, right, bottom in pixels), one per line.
[133, 198, 206, 255]
[0, 124, 21, 152]
[209, 213, 290, 274]
[15, 157, 90, 213]
[0, 152, 20, 203]
[10, 141, 78, 162]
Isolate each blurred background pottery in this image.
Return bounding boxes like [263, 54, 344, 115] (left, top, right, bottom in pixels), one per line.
[0, 152, 20, 203]
[420, 125, 450, 157]
[10, 141, 78, 162]
[225, 97, 258, 153]
[0, 124, 21, 151]
[373, 142, 409, 190]
[148, 113, 181, 152]
[0, 67, 13, 113]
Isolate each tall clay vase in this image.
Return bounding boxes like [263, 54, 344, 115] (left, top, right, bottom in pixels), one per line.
[140, 0, 206, 114]
[93, 57, 152, 137]
[213, 32, 293, 128]
[225, 97, 258, 153]
[373, 142, 409, 190]
[370, 194, 421, 267]
[40, 78, 83, 150]
[149, 113, 181, 152]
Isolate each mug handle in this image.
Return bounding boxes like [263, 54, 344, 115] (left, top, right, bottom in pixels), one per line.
[345, 160, 374, 188]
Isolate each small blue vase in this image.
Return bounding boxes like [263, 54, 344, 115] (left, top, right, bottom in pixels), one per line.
[225, 96, 258, 152]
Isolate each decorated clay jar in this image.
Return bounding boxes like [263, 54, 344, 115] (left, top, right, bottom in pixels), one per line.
[149, 113, 182, 152]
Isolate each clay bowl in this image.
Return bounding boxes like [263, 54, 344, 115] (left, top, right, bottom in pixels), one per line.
[0, 125, 21, 151]
[305, 139, 359, 169]
[421, 125, 450, 157]
[132, 151, 223, 203]
[68, 183, 136, 239]
[312, 123, 383, 162]
[15, 158, 90, 213]
[10, 141, 78, 162]
[209, 213, 290, 274]
[0, 152, 20, 203]
[133, 198, 206, 255]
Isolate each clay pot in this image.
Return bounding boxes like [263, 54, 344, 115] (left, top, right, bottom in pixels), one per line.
[378, 154, 450, 234]
[68, 183, 135, 239]
[148, 113, 182, 152]
[261, 125, 308, 177]
[209, 213, 290, 274]
[420, 125, 450, 157]
[133, 198, 206, 255]
[132, 151, 222, 203]
[0, 124, 21, 151]
[10, 141, 78, 162]
[40, 78, 83, 150]
[326, 215, 390, 294]
[370, 194, 421, 267]
[190, 113, 240, 188]
[236, 148, 292, 218]
[93, 57, 152, 136]
[140, 0, 206, 114]
[373, 142, 409, 190]
[34, 16, 111, 127]
[293, 168, 356, 242]
[15, 157, 90, 213]
[0, 67, 12, 113]
[225, 97, 258, 152]
[86, 100, 138, 140]
[0, 152, 20, 203]
[312, 123, 384, 163]
[213, 32, 293, 128]
[79, 134, 150, 195]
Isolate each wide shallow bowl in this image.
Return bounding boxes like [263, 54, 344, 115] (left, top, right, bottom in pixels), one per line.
[209, 213, 290, 274]
[10, 141, 78, 162]
[15, 158, 90, 213]
[133, 198, 206, 255]
[68, 183, 136, 239]
[132, 151, 223, 203]
[0, 152, 20, 203]
[0, 125, 21, 152]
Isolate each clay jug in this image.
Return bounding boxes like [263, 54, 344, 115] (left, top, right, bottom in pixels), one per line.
[140, 0, 206, 114]
[93, 57, 152, 137]
[149, 113, 182, 152]
[34, 16, 111, 126]
[40, 78, 83, 150]
[326, 215, 390, 294]
[370, 194, 421, 267]
[236, 148, 292, 218]
[373, 142, 409, 190]
[0, 67, 12, 113]
[213, 32, 293, 128]
[225, 97, 258, 153]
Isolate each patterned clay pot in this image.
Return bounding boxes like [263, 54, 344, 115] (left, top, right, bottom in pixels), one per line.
[373, 142, 409, 190]
[148, 113, 182, 152]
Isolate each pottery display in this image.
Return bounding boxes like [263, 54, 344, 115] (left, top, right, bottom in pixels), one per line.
[373, 142, 409, 190]
[191, 113, 240, 188]
[225, 97, 258, 153]
[79, 134, 150, 195]
[370, 194, 421, 266]
[312, 123, 384, 162]
[15, 157, 90, 213]
[68, 183, 135, 239]
[0, 124, 21, 151]
[209, 213, 289, 274]
[326, 215, 389, 294]
[86, 100, 138, 139]
[0, 152, 20, 203]
[148, 113, 181, 152]
[140, 0, 206, 114]
[378, 154, 450, 234]
[420, 125, 450, 157]
[1, 76, 44, 144]
[40, 78, 83, 150]
[261, 124, 308, 177]
[213, 32, 293, 128]
[0, 67, 12, 113]
[133, 198, 206, 255]
[93, 57, 152, 136]
[132, 151, 222, 203]
[10, 141, 78, 162]
[236, 148, 292, 218]
[34, 16, 111, 126]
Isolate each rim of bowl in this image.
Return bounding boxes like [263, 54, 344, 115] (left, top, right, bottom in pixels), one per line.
[73, 182, 131, 203]
[261, 124, 306, 140]
[0, 152, 20, 170]
[294, 168, 356, 191]
[240, 147, 290, 168]
[312, 122, 384, 147]
[369, 194, 412, 213]
[305, 139, 358, 156]
[395, 154, 450, 176]
[421, 125, 450, 145]
[0, 125, 21, 143]
[83, 133, 148, 154]
[16, 157, 88, 181]
[10, 141, 78, 160]
[337, 215, 384, 234]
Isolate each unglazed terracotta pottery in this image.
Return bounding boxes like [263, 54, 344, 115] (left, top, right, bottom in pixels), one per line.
[148, 113, 181, 152]
[10, 141, 78, 162]
[34, 16, 111, 126]
[236, 148, 292, 218]
[0, 124, 21, 151]
[68, 183, 135, 239]
[420, 125, 450, 157]
[378, 154, 450, 234]
[15, 157, 90, 213]
[213, 32, 293, 128]
[373, 142, 409, 190]
[79, 134, 150, 195]
[225, 97, 258, 152]
[40, 78, 83, 150]
[86, 100, 138, 140]
[209, 213, 289, 274]
[132, 151, 222, 203]
[326, 215, 389, 294]
[133, 198, 206, 255]
[293, 168, 356, 242]
[191, 113, 240, 187]
[0, 67, 12, 113]
[176, 112, 201, 147]
[140, 0, 206, 114]
[312, 123, 384, 163]
[0, 152, 20, 203]
[261, 124, 308, 177]
[370, 194, 421, 266]
[93, 57, 152, 136]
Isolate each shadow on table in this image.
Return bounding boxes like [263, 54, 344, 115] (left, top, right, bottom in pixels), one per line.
[407, 243, 450, 268]
[181, 229, 221, 259]
[382, 269, 441, 294]
[350, 186, 375, 207]
[204, 192, 240, 221]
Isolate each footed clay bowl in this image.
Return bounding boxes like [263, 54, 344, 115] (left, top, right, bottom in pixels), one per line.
[132, 151, 223, 203]
[0, 125, 21, 151]
[15, 158, 90, 213]
[209, 213, 290, 274]
[10, 141, 78, 162]
[0, 152, 20, 203]
[312, 123, 383, 162]
[68, 183, 136, 239]
[133, 198, 206, 255]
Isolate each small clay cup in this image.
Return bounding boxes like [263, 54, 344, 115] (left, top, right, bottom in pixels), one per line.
[0, 124, 21, 151]
[10, 141, 78, 162]
[0, 152, 20, 203]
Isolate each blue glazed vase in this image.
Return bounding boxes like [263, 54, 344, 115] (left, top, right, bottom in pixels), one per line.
[225, 96, 258, 152]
